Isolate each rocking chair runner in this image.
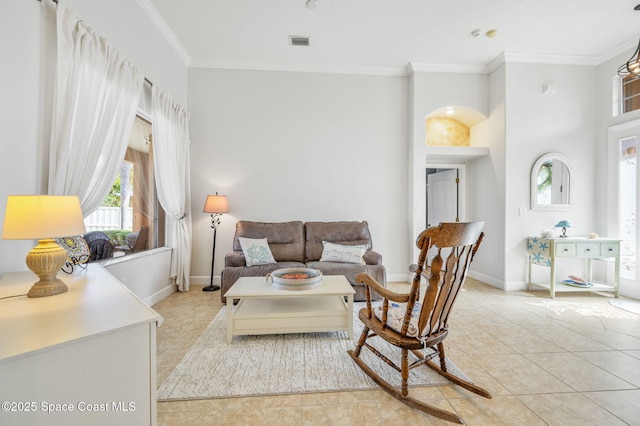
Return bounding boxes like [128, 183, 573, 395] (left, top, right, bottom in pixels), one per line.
[347, 222, 490, 424]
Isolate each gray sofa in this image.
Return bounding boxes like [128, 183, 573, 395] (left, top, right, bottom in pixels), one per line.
[220, 220, 387, 303]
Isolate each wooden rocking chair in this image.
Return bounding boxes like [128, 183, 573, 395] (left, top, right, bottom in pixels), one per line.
[347, 222, 490, 424]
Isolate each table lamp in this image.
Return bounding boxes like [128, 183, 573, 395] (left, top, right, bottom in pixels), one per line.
[554, 220, 572, 238]
[202, 193, 229, 292]
[2, 195, 86, 297]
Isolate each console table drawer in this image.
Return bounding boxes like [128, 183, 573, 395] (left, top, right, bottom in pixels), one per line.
[600, 243, 619, 257]
[576, 243, 600, 257]
[555, 243, 575, 256]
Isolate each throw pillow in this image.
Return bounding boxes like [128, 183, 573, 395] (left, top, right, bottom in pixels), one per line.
[238, 237, 276, 266]
[55, 235, 90, 265]
[319, 241, 367, 264]
[374, 301, 424, 337]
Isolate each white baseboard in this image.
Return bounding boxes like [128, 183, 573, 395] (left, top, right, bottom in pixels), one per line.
[144, 284, 177, 307]
[504, 280, 528, 291]
[467, 271, 505, 290]
[190, 275, 220, 285]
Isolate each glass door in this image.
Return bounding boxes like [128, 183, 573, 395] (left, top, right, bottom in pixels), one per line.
[609, 120, 640, 298]
[619, 136, 637, 280]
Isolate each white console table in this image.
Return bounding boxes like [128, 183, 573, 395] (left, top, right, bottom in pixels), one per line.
[0, 264, 163, 426]
[527, 237, 620, 298]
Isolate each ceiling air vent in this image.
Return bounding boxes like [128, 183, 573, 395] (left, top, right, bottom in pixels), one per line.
[289, 36, 310, 47]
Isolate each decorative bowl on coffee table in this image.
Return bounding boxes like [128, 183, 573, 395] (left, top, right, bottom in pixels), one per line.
[267, 268, 323, 290]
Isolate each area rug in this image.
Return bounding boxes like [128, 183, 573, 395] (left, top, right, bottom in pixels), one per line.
[157, 304, 466, 401]
[609, 299, 640, 316]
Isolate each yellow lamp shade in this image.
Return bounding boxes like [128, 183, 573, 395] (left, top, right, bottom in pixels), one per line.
[2, 195, 86, 240]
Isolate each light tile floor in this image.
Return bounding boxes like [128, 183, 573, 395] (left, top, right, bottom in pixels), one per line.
[153, 279, 640, 425]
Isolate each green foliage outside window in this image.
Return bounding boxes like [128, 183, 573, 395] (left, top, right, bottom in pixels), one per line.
[102, 175, 122, 208]
[103, 229, 131, 247]
[101, 170, 133, 208]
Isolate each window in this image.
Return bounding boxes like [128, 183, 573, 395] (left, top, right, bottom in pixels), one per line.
[621, 75, 640, 114]
[84, 115, 165, 255]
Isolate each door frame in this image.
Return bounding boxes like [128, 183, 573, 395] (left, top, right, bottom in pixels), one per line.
[608, 118, 640, 299]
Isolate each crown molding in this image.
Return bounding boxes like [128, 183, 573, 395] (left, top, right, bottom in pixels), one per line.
[188, 60, 409, 77]
[187, 39, 640, 77]
[502, 51, 598, 66]
[407, 62, 488, 74]
[136, 0, 191, 66]
[596, 36, 638, 64]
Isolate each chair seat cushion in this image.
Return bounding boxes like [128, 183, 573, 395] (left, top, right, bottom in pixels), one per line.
[373, 301, 423, 338]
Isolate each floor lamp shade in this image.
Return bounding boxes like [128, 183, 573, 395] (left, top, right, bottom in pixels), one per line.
[203, 194, 229, 214]
[2, 195, 86, 297]
[202, 193, 229, 292]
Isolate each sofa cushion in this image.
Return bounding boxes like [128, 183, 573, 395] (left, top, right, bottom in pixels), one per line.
[305, 221, 372, 262]
[238, 237, 276, 266]
[319, 241, 367, 264]
[233, 221, 305, 263]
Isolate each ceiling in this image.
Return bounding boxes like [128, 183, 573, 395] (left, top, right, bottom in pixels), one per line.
[146, 0, 640, 75]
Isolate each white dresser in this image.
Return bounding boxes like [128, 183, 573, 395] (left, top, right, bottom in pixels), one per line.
[527, 237, 620, 298]
[0, 264, 163, 425]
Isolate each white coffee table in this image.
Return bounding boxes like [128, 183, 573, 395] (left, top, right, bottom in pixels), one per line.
[224, 275, 355, 343]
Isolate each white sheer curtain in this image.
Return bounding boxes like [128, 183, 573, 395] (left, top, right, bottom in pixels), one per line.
[48, 3, 143, 215]
[152, 86, 192, 291]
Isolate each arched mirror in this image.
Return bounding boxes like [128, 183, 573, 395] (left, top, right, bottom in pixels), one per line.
[530, 153, 573, 210]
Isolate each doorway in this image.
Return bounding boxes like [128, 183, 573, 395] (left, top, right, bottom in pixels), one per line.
[608, 119, 640, 298]
[426, 164, 466, 227]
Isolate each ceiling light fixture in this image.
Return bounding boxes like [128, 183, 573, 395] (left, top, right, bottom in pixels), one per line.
[306, 0, 318, 10]
[485, 29, 497, 38]
[471, 29, 482, 38]
[618, 38, 640, 79]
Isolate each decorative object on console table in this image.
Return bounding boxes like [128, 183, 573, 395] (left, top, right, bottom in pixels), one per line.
[203, 193, 230, 292]
[554, 220, 572, 238]
[1, 195, 86, 297]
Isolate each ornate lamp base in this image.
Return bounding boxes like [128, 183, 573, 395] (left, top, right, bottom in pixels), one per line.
[25, 239, 69, 298]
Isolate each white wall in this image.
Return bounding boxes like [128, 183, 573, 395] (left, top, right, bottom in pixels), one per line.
[0, 0, 47, 272]
[409, 71, 489, 251]
[103, 248, 173, 305]
[188, 68, 409, 282]
[504, 62, 598, 289]
[0, 0, 187, 275]
[467, 64, 507, 287]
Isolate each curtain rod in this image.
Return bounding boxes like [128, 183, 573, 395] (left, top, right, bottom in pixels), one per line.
[37, 0, 154, 87]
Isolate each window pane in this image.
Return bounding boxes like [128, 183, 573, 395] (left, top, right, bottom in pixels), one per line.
[622, 76, 640, 114]
[620, 136, 637, 279]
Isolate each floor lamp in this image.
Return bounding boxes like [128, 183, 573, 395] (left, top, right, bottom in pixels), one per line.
[202, 193, 229, 292]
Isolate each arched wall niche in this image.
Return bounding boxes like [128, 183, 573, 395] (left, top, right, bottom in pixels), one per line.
[425, 105, 488, 147]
